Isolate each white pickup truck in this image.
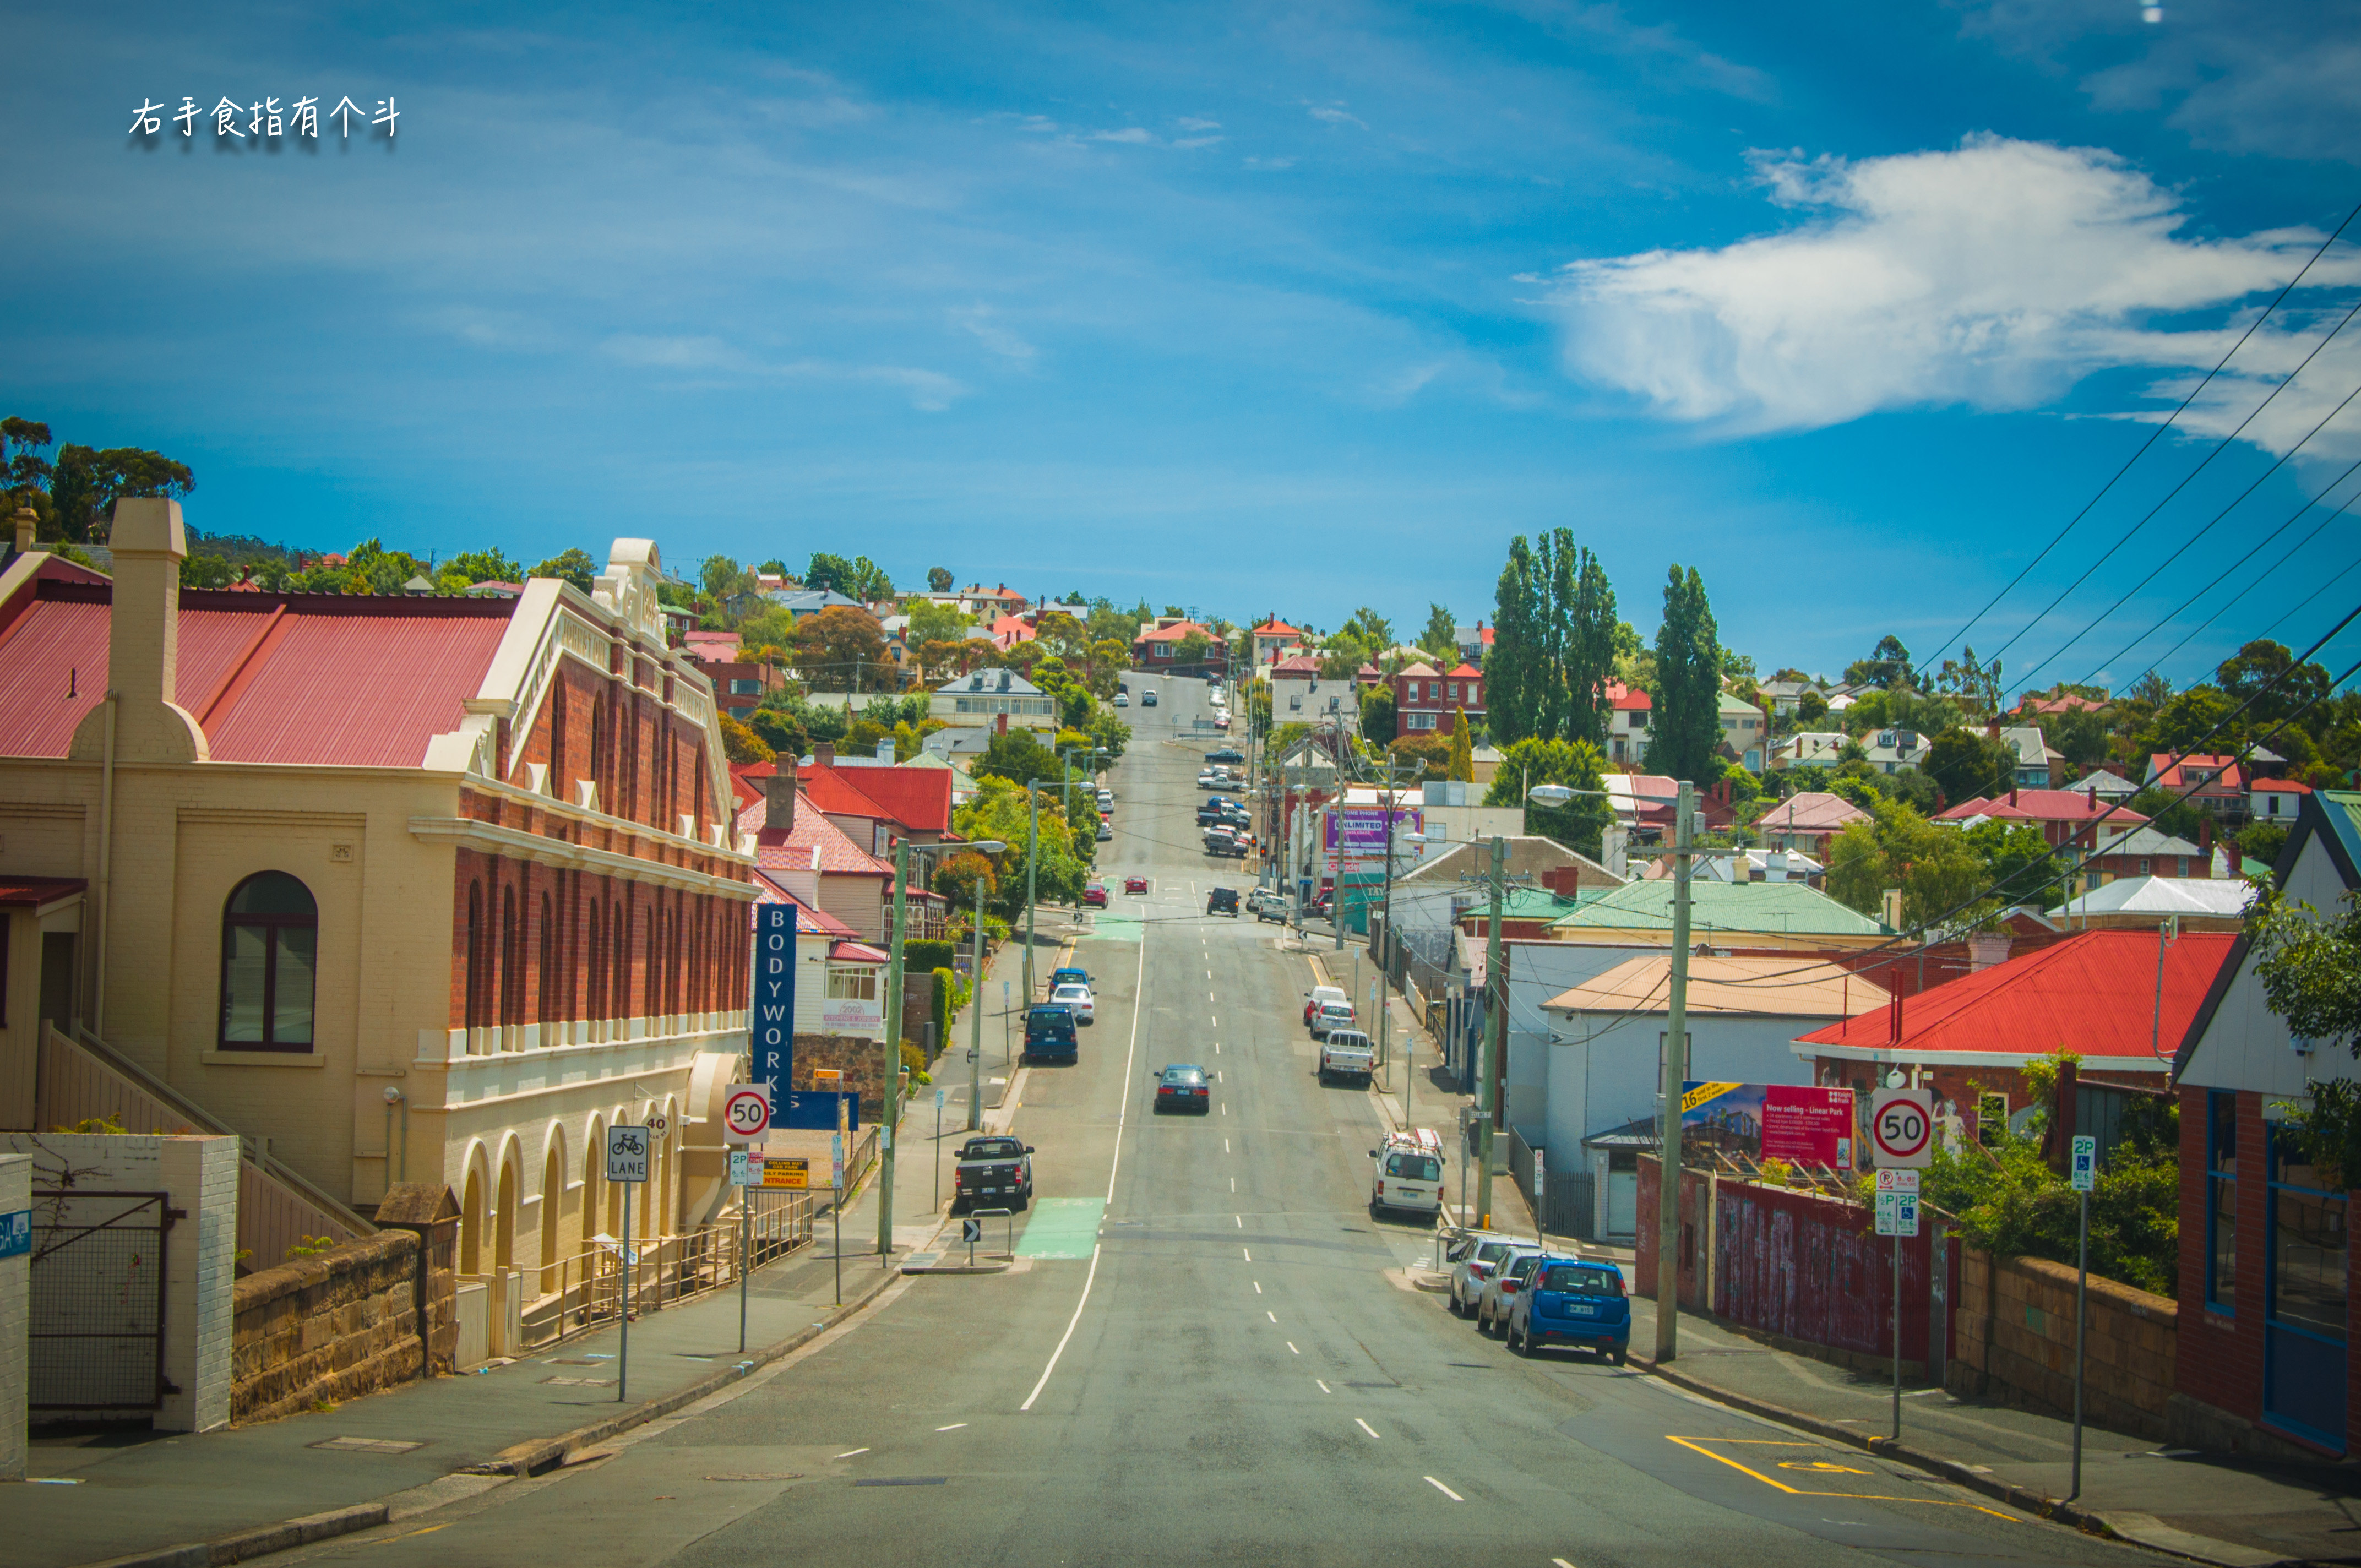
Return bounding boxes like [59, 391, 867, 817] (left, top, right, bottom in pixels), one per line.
[1318, 1028, 1375, 1085]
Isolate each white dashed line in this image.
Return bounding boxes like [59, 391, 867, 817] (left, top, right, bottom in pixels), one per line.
[1266, 1310, 1277, 1322]
[1243, 1247, 1251, 1261]
[835, 1447, 869, 1458]
[1235, 1215, 1243, 1228]
[1315, 1379, 1330, 1392]
[1287, 1342, 1299, 1354]
[937, 1423, 967, 1431]
[1224, 1138, 1230, 1153]
[1253, 1280, 1261, 1293]
[1355, 1419, 1380, 1440]
[1424, 1477, 1465, 1501]
[1552, 1559, 1578, 1567]
[1230, 1177, 1236, 1191]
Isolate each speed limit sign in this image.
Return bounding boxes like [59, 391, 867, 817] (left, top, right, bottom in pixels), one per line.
[721, 1084, 770, 1144]
[1869, 1088, 1935, 1169]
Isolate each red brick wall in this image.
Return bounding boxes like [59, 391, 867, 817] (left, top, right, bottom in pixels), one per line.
[2176, 1085, 2260, 1426]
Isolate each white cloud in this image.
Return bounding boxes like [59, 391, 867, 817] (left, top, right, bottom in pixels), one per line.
[952, 306, 1037, 365]
[1550, 135, 2359, 444]
[1092, 127, 1155, 144]
[1307, 105, 1368, 129]
[601, 335, 967, 411]
[1176, 117, 1222, 132]
[1244, 155, 1296, 172]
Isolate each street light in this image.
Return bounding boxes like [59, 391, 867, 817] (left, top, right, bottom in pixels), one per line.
[962, 840, 1007, 1133]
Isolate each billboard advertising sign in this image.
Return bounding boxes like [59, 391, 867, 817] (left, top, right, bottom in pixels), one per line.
[1681, 1081, 1856, 1170]
[752, 902, 796, 1104]
[1323, 807, 1422, 876]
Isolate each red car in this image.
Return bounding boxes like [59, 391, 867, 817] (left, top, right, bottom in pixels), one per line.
[1082, 881, 1109, 908]
[1124, 875, 1149, 894]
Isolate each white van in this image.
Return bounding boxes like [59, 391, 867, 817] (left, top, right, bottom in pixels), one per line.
[1371, 1128, 1445, 1217]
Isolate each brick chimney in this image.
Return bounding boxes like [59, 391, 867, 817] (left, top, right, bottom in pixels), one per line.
[815, 742, 835, 769]
[70, 497, 206, 764]
[12, 507, 34, 554]
[762, 765, 797, 832]
[2199, 816, 2213, 858]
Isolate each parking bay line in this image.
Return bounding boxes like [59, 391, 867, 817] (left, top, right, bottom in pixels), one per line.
[1663, 1437, 2016, 1518]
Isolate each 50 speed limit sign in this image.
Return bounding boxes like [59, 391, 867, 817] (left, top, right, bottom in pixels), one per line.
[722, 1083, 771, 1144]
[1869, 1088, 1935, 1169]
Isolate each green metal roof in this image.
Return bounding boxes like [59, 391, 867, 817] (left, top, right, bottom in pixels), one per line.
[1546, 876, 1891, 937]
[1717, 691, 1762, 717]
[1474, 886, 1605, 921]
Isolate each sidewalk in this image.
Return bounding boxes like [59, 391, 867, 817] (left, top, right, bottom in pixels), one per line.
[1623, 1296, 2361, 1568]
[17, 1077, 972, 1568]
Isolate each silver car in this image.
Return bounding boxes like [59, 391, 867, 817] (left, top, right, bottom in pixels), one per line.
[1475, 1248, 1546, 1336]
[1444, 1232, 1524, 1317]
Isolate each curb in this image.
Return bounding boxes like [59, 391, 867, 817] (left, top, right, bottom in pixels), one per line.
[472, 1251, 906, 1479]
[69, 1254, 907, 1568]
[1623, 1354, 2294, 1567]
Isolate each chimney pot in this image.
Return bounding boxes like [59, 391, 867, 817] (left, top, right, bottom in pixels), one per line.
[815, 742, 835, 769]
[762, 766, 797, 832]
[12, 507, 35, 554]
[72, 497, 204, 764]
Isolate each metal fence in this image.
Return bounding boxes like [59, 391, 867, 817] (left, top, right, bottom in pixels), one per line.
[1508, 1128, 1597, 1243]
[518, 1125, 880, 1351]
[30, 1190, 171, 1413]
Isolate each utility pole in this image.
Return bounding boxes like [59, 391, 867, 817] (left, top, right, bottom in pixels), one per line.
[1023, 780, 1041, 1003]
[1656, 778, 1695, 1363]
[968, 871, 988, 1133]
[880, 838, 909, 1263]
[1476, 831, 1506, 1231]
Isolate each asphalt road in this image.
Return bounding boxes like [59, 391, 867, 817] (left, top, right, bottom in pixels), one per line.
[274, 673, 2168, 1567]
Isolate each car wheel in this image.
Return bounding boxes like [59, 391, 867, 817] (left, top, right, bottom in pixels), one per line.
[1446, 1289, 1464, 1317]
[1609, 1347, 1626, 1366]
[1510, 1321, 1531, 1357]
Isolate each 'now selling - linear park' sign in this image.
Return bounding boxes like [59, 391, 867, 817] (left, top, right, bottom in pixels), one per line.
[1681, 1081, 1856, 1170]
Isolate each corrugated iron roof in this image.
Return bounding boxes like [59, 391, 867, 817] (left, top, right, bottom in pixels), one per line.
[1543, 954, 1887, 1019]
[1796, 929, 2235, 1062]
[0, 581, 513, 765]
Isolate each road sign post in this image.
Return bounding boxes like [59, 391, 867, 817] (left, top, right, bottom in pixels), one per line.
[2069, 1133, 2097, 1499]
[605, 1125, 650, 1403]
[935, 1086, 946, 1212]
[963, 1215, 982, 1267]
[831, 1130, 845, 1306]
[1875, 1168, 1921, 1439]
[729, 1149, 763, 1352]
[1532, 1148, 1546, 1250]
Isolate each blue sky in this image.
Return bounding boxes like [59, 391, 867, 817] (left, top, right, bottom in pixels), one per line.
[6, 0, 2360, 693]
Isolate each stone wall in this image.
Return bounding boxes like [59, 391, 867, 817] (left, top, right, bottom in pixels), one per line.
[1950, 1244, 2177, 1439]
[792, 1032, 893, 1120]
[231, 1229, 429, 1425]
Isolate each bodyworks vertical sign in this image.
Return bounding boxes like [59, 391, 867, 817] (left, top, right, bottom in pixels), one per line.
[753, 902, 796, 1110]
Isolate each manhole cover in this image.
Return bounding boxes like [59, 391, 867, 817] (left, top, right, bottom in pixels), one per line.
[310, 1436, 426, 1454]
[853, 1477, 947, 1487]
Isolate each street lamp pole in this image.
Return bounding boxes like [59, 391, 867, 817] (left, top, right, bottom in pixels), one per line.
[964, 840, 1006, 1134]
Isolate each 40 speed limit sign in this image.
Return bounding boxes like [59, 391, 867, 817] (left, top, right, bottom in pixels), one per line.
[721, 1083, 771, 1144]
[1869, 1088, 1935, 1169]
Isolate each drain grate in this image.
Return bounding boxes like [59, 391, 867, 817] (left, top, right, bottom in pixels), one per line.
[853, 1477, 948, 1487]
[311, 1436, 427, 1454]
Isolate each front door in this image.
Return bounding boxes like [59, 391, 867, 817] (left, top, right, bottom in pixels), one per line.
[2265, 1128, 2349, 1451]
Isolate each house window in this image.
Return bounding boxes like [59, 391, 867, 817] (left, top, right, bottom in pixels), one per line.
[2178, 857, 2189, 876]
[219, 871, 318, 1051]
[826, 968, 878, 1001]
[2139, 858, 2151, 875]
[731, 678, 760, 695]
[1977, 1091, 2008, 1146]
[2207, 1091, 2237, 1312]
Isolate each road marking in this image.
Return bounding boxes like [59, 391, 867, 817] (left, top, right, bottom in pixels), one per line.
[1663, 1437, 2016, 1517]
[835, 1448, 869, 1458]
[1553, 1559, 1578, 1568]
[1230, 1177, 1236, 1191]
[1210, 991, 1216, 1001]
[1253, 1280, 1261, 1293]
[1243, 1247, 1250, 1261]
[1316, 1379, 1330, 1392]
[1288, 1342, 1299, 1354]
[1355, 1418, 1380, 1440]
[1266, 1310, 1277, 1322]
[1234, 1215, 1243, 1228]
[1424, 1477, 1464, 1501]
[936, 1423, 967, 1431]
[1224, 1139, 1230, 1153]
[1214, 1042, 1221, 1054]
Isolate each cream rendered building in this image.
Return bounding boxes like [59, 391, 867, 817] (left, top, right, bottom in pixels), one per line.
[0, 504, 755, 1295]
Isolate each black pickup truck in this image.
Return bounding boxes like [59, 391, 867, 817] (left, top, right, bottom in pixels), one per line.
[953, 1136, 1035, 1212]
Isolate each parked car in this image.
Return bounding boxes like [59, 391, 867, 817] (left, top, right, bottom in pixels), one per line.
[1506, 1256, 1631, 1363]
[1214, 714, 1231, 730]
[1320, 1028, 1375, 1085]
[1204, 748, 1244, 764]
[1113, 693, 1129, 707]
[1303, 985, 1347, 1027]
[1097, 787, 1115, 807]
[1051, 966, 1092, 992]
[1245, 887, 1276, 915]
[951, 1136, 1034, 1213]
[1475, 1249, 1547, 1336]
[1255, 893, 1288, 924]
[1309, 1000, 1356, 1040]
[1445, 1232, 1526, 1317]
[1082, 880, 1109, 907]
[1024, 1003, 1079, 1063]
[1141, 690, 1157, 706]
[1152, 1063, 1211, 1113]
[1049, 981, 1095, 1024]
[1370, 1127, 1444, 1217]
[1096, 823, 1113, 842]
[1206, 887, 1240, 916]
[1124, 875, 1149, 894]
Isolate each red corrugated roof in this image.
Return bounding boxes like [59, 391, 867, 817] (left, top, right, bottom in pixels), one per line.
[1795, 929, 2235, 1062]
[802, 762, 953, 835]
[2150, 754, 2244, 792]
[735, 791, 890, 876]
[2253, 778, 2313, 793]
[0, 580, 512, 765]
[798, 768, 891, 821]
[0, 875, 87, 908]
[1935, 789, 2150, 826]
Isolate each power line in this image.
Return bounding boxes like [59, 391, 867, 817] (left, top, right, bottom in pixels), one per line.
[2119, 475, 2361, 679]
[2009, 367, 2361, 692]
[1919, 195, 2361, 674]
[1974, 291, 2361, 678]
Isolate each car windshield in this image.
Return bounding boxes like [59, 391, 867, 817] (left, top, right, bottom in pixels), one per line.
[1163, 1067, 1204, 1084]
[1320, 1005, 1353, 1020]
[1539, 1265, 1624, 1295]
[963, 1139, 1022, 1159]
[1383, 1153, 1441, 1181]
[1474, 1240, 1515, 1265]
[1506, 1254, 1544, 1282]
[1052, 986, 1087, 1001]
[1327, 1032, 1370, 1049]
[1027, 1006, 1073, 1027]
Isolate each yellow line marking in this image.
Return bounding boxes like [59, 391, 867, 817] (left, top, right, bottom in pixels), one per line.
[357, 1524, 449, 1547]
[1665, 1437, 2015, 1519]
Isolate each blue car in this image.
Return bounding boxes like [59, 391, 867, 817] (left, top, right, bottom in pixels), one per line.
[1505, 1256, 1630, 1364]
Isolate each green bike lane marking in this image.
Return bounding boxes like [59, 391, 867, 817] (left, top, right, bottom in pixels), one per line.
[1017, 1197, 1106, 1259]
[1081, 916, 1143, 944]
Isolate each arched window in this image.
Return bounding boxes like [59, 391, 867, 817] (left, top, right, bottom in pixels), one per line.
[220, 871, 318, 1052]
